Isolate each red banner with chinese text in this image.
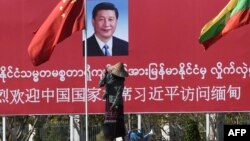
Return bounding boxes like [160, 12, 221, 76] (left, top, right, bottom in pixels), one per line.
[1, 0, 250, 115]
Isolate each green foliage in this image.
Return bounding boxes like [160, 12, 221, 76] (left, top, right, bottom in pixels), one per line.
[184, 119, 201, 141]
[33, 115, 69, 141]
[96, 130, 104, 141]
[2, 113, 250, 140]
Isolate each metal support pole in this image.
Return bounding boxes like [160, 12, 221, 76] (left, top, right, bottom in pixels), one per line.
[137, 114, 141, 130]
[2, 116, 6, 141]
[206, 113, 210, 141]
[70, 115, 74, 141]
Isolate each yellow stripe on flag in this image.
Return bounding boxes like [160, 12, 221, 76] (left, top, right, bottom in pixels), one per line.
[200, 0, 237, 35]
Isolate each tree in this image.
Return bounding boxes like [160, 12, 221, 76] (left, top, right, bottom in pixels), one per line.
[184, 119, 201, 141]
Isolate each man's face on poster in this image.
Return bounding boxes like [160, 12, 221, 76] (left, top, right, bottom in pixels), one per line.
[92, 10, 118, 42]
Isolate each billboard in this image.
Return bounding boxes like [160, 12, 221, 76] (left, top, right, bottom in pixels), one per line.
[1, 0, 250, 115]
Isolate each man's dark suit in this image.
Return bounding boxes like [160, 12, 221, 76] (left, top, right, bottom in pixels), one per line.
[83, 35, 128, 56]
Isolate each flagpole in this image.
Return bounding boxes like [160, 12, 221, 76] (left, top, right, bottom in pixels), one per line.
[83, 0, 88, 140]
[84, 31, 88, 141]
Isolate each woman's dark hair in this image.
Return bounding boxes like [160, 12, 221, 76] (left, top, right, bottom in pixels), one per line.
[92, 2, 119, 19]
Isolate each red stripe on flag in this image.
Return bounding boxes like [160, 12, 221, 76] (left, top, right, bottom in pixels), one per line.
[222, 9, 250, 35]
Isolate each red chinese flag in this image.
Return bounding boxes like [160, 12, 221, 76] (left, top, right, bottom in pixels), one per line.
[28, 0, 85, 66]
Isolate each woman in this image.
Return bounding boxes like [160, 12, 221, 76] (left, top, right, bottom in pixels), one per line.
[99, 62, 128, 141]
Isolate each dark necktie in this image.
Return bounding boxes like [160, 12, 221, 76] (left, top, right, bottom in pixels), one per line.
[102, 45, 110, 56]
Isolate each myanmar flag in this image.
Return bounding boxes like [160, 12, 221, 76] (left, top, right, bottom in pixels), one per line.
[199, 0, 250, 49]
